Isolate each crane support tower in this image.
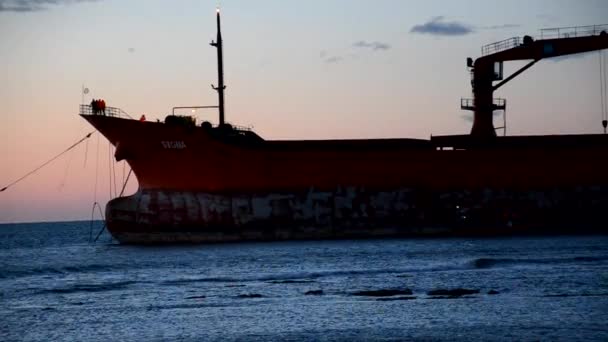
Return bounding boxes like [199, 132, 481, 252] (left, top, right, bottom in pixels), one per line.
[463, 25, 608, 139]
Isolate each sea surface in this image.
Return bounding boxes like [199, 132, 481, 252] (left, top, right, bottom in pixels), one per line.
[0, 222, 607, 341]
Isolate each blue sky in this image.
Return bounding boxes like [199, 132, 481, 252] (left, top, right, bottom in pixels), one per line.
[1, 0, 607, 222]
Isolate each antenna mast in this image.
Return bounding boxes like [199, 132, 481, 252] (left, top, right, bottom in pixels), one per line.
[211, 8, 226, 126]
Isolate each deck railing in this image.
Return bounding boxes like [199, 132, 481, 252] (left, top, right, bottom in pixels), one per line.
[481, 25, 607, 56]
[79, 105, 132, 119]
[540, 24, 608, 39]
[482, 37, 521, 56]
[227, 124, 252, 132]
[80, 104, 256, 131]
[461, 98, 506, 110]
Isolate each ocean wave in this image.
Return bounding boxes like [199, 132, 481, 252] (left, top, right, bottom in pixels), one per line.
[351, 289, 413, 297]
[543, 292, 608, 297]
[160, 265, 465, 286]
[145, 303, 234, 311]
[0, 263, 123, 280]
[267, 279, 316, 284]
[36, 280, 138, 295]
[162, 277, 238, 285]
[145, 303, 210, 310]
[471, 256, 607, 269]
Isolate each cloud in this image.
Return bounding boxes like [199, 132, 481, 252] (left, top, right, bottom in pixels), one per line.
[321, 39, 390, 64]
[0, 0, 98, 12]
[410, 16, 473, 36]
[352, 40, 391, 51]
[325, 56, 344, 64]
[482, 24, 521, 30]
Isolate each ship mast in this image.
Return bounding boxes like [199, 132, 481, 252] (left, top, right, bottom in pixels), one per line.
[211, 8, 226, 126]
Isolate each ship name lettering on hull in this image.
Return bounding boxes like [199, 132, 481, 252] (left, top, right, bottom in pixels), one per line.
[161, 141, 187, 149]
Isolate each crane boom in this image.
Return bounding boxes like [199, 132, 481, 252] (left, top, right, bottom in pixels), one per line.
[465, 25, 608, 139]
[482, 35, 608, 63]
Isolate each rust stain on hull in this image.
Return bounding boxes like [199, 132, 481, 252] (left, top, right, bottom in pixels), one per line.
[106, 186, 608, 243]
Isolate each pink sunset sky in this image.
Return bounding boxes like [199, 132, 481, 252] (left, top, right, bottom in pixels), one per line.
[1, 0, 607, 223]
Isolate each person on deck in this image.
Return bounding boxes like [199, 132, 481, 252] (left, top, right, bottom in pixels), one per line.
[91, 99, 98, 115]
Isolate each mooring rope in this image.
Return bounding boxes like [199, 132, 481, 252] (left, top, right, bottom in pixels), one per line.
[58, 146, 76, 191]
[601, 51, 605, 123]
[600, 50, 608, 133]
[108, 141, 114, 199]
[89, 133, 101, 243]
[83, 135, 90, 168]
[603, 51, 608, 123]
[90, 201, 107, 243]
[112, 145, 118, 198]
[118, 168, 133, 198]
[1, 131, 95, 193]
[122, 161, 126, 193]
[90, 136, 130, 243]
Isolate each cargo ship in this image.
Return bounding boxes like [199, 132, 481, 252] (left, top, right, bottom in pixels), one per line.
[81, 10, 608, 243]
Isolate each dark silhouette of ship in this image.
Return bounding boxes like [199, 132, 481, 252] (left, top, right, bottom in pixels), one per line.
[81, 9, 608, 243]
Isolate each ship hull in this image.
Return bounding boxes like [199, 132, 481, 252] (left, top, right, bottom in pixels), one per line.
[105, 186, 608, 244]
[81, 115, 608, 243]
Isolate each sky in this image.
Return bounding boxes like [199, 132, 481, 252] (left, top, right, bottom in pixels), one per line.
[1, 0, 607, 223]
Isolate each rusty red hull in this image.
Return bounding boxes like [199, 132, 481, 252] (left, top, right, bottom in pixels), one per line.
[82, 115, 608, 243]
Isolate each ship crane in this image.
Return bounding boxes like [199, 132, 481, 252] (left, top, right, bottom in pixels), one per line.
[463, 25, 608, 139]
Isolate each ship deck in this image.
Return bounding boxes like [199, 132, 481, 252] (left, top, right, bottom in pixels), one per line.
[431, 133, 608, 150]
